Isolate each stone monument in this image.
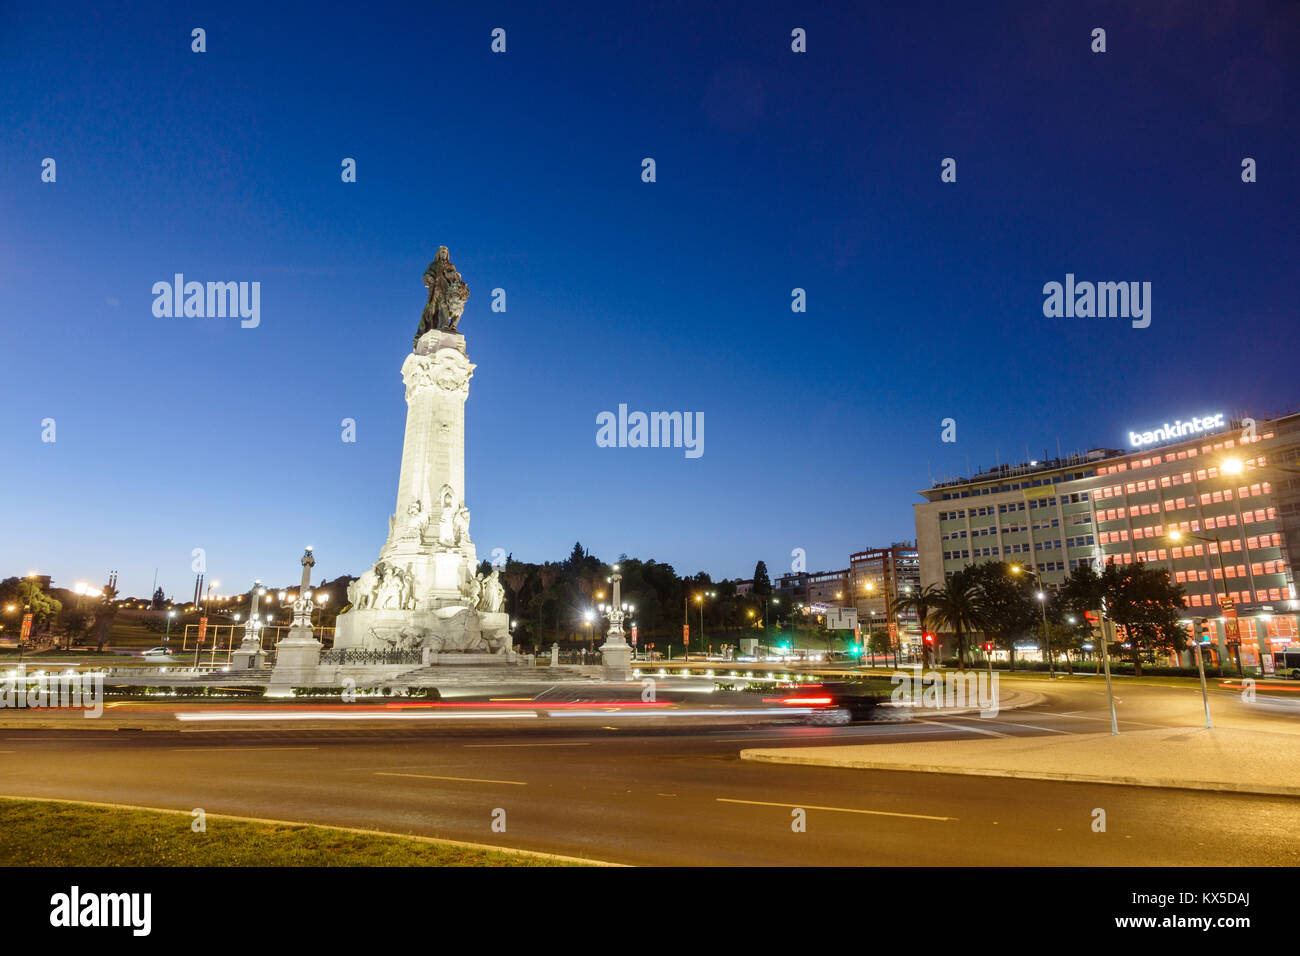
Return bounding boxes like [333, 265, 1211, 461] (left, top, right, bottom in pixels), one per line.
[599, 566, 634, 680]
[334, 247, 514, 663]
[268, 548, 324, 689]
[231, 581, 267, 669]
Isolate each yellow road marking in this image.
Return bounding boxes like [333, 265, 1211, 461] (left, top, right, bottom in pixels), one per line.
[716, 797, 955, 821]
[170, 746, 320, 753]
[463, 742, 589, 748]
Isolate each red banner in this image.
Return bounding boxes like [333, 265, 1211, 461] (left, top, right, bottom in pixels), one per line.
[1222, 600, 1240, 646]
[19, 613, 32, 642]
[198, 617, 208, 644]
[682, 624, 689, 642]
[630, 624, 638, 645]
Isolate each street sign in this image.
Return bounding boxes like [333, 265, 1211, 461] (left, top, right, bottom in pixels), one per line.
[825, 608, 858, 630]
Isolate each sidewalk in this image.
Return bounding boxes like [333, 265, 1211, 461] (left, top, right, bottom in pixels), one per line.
[741, 727, 1300, 797]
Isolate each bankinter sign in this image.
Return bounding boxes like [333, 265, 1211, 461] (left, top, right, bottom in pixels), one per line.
[1128, 412, 1225, 448]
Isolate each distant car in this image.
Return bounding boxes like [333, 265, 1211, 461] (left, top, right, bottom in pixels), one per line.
[776, 681, 883, 725]
[142, 646, 174, 659]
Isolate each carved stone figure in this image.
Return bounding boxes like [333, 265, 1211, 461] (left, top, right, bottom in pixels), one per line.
[396, 625, 427, 651]
[478, 566, 504, 613]
[437, 484, 457, 548]
[413, 246, 470, 347]
[400, 499, 426, 539]
[377, 566, 405, 610]
[399, 566, 415, 610]
[459, 571, 482, 608]
[453, 505, 471, 546]
[353, 564, 383, 609]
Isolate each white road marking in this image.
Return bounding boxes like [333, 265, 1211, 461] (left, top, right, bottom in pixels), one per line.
[375, 771, 527, 786]
[975, 718, 1070, 734]
[918, 719, 1008, 738]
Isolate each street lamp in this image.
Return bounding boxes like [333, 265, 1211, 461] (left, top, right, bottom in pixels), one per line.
[691, 591, 715, 660]
[1010, 565, 1054, 677]
[1168, 529, 1241, 676]
[197, 579, 219, 668]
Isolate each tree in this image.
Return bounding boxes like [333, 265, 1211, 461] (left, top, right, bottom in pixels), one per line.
[0, 577, 62, 632]
[892, 583, 943, 666]
[967, 563, 1038, 670]
[1053, 566, 1107, 674]
[501, 562, 528, 627]
[1100, 562, 1187, 676]
[151, 586, 166, 610]
[752, 561, 772, 598]
[932, 573, 983, 667]
[536, 562, 562, 642]
[92, 581, 120, 652]
[566, 542, 587, 571]
[59, 609, 94, 649]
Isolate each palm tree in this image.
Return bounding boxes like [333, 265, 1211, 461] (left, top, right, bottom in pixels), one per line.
[536, 562, 561, 642]
[502, 565, 528, 643]
[932, 577, 982, 668]
[892, 584, 943, 667]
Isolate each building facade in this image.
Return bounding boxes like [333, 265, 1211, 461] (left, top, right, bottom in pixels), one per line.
[848, 543, 921, 644]
[914, 408, 1300, 670]
[774, 569, 849, 611]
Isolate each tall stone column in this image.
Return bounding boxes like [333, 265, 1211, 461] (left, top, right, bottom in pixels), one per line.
[395, 332, 475, 532]
[380, 331, 478, 606]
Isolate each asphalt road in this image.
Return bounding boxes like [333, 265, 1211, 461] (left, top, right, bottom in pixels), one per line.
[3, 678, 1298, 865]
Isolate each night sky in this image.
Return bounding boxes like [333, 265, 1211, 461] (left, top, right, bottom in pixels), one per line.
[2, 1, 1297, 598]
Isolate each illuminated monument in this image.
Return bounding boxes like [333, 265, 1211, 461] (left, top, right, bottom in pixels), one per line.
[332, 247, 513, 662]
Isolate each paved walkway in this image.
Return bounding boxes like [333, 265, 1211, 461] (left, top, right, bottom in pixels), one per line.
[742, 726, 1300, 797]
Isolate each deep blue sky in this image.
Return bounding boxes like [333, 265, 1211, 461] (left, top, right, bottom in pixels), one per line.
[2, 1, 1297, 598]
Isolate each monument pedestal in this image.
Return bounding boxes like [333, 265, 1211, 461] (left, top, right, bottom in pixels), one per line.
[268, 629, 322, 691]
[600, 640, 633, 681]
[269, 579, 322, 692]
[231, 639, 266, 669]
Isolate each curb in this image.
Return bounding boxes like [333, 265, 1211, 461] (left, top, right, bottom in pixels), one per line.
[736, 751, 1300, 797]
[0, 794, 625, 866]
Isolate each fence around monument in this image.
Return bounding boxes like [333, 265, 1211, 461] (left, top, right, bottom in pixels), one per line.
[178, 623, 335, 665]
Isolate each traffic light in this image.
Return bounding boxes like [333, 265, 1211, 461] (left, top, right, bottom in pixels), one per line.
[984, 642, 992, 653]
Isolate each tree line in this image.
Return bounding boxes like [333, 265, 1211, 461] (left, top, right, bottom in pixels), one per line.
[893, 560, 1189, 676]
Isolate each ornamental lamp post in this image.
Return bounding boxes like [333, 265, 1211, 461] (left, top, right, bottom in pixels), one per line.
[598, 565, 633, 680]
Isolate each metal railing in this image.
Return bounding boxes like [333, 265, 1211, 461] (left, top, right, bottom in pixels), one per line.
[179, 623, 336, 664]
[318, 648, 422, 666]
